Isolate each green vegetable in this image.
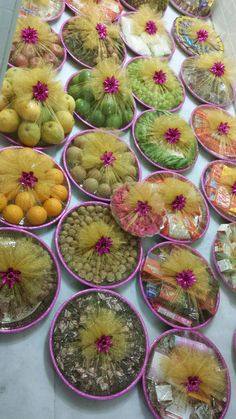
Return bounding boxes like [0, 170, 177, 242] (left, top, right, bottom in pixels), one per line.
[68, 84, 81, 100]
[75, 99, 91, 117]
[101, 96, 117, 115]
[81, 86, 95, 102]
[106, 114, 122, 129]
[89, 110, 105, 127]
[78, 70, 91, 83]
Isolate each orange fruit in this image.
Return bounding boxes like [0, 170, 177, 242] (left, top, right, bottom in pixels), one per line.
[3, 204, 23, 224]
[46, 168, 64, 184]
[15, 191, 35, 212]
[43, 198, 62, 217]
[0, 193, 7, 211]
[26, 206, 48, 226]
[50, 185, 68, 201]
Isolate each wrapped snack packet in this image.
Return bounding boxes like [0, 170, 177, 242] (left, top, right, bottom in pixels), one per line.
[214, 222, 236, 292]
[181, 53, 236, 107]
[111, 181, 166, 237]
[191, 105, 236, 160]
[120, 5, 174, 59]
[121, 0, 168, 15]
[9, 16, 66, 70]
[65, 0, 123, 21]
[140, 242, 219, 328]
[127, 57, 185, 111]
[133, 110, 198, 171]
[173, 16, 224, 56]
[67, 58, 135, 130]
[143, 330, 230, 419]
[0, 66, 74, 148]
[61, 5, 125, 68]
[169, 0, 215, 18]
[20, 0, 64, 21]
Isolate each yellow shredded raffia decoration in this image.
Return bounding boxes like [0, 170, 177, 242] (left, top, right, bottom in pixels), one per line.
[160, 247, 209, 301]
[150, 114, 194, 151]
[187, 20, 219, 46]
[206, 108, 236, 144]
[160, 345, 227, 402]
[81, 131, 136, 185]
[138, 58, 180, 91]
[126, 182, 164, 216]
[195, 53, 236, 85]
[157, 177, 201, 215]
[75, 308, 130, 363]
[132, 5, 165, 37]
[219, 165, 236, 190]
[0, 148, 56, 201]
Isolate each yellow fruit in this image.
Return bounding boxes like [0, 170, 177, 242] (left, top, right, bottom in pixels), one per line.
[0, 193, 7, 211]
[15, 192, 35, 212]
[41, 121, 64, 144]
[5, 67, 22, 80]
[43, 198, 62, 217]
[65, 94, 75, 113]
[51, 184, 68, 201]
[47, 168, 64, 184]
[2, 79, 14, 98]
[18, 122, 41, 146]
[0, 95, 8, 111]
[0, 109, 20, 133]
[14, 99, 41, 122]
[56, 111, 74, 134]
[3, 204, 23, 224]
[26, 206, 48, 226]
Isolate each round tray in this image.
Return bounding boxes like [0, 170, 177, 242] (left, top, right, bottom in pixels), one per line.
[169, 0, 213, 19]
[20, 0, 65, 22]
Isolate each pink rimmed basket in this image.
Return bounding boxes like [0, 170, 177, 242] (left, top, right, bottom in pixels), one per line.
[190, 104, 236, 160]
[63, 129, 142, 202]
[0, 146, 71, 230]
[169, 0, 213, 19]
[132, 109, 198, 173]
[55, 201, 143, 289]
[125, 56, 186, 112]
[212, 222, 236, 293]
[60, 16, 127, 70]
[0, 227, 60, 334]
[143, 328, 231, 419]
[119, 12, 175, 61]
[144, 170, 210, 244]
[181, 57, 235, 108]
[139, 241, 220, 330]
[65, 71, 136, 132]
[49, 288, 149, 400]
[201, 159, 236, 223]
[65, 0, 124, 20]
[20, 0, 65, 22]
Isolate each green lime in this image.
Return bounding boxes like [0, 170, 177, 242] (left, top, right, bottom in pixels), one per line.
[101, 96, 117, 115]
[68, 84, 81, 100]
[75, 99, 90, 117]
[89, 110, 105, 127]
[70, 74, 81, 85]
[40, 106, 51, 123]
[81, 86, 95, 102]
[78, 70, 92, 83]
[122, 109, 133, 125]
[106, 113, 122, 129]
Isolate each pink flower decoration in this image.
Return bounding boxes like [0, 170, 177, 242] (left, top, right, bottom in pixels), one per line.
[19, 171, 38, 188]
[153, 70, 167, 85]
[32, 81, 49, 102]
[135, 200, 152, 216]
[96, 335, 113, 353]
[185, 376, 202, 393]
[171, 194, 186, 211]
[21, 26, 38, 44]
[103, 76, 120, 94]
[196, 29, 209, 43]
[218, 121, 230, 135]
[100, 151, 116, 166]
[0, 268, 21, 289]
[210, 62, 225, 77]
[96, 23, 107, 40]
[176, 270, 197, 289]
[145, 20, 157, 35]
[164, 128, 181, 144]
[95, 236, 113, 255]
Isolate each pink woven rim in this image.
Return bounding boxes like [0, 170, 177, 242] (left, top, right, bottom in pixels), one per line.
[212, 223, 236, 293]
[181, 57, 235, 108]
[55, 201, 143, 289]
[60, 16, 127, 69]
[201, 159, 236, 223]
[139, 241, 220, 330]
[62, 129, 142, 202]
[190, 104, 236, 160]
[49, 288, 149, 400]
[144, 170, 210, 243]
[65, 71, 136, 131]
[0, 146, 71, 230]
[142, 328, 231, 419]
[132, 109, 199, 173]
[169, 0, 213, 19]
[119, 12, 176, 61]
[0, 226, 61, 334]
[125, 56, 186, 112]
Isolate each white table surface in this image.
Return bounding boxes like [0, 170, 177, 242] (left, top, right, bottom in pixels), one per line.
[0, 3, 235, 419]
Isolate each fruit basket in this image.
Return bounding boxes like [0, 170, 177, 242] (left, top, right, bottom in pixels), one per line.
[0, 227, 60, 333]
[121, 0, 168, 14]
[63, 130, 141, 201]
[55, 202, 142, 288]
[20, 0, 65, 21]
[65, 0, 123, 21]
[140, 241, 219, 329]
[169, 0, 215, 18]
[50, 289, 148, 399]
